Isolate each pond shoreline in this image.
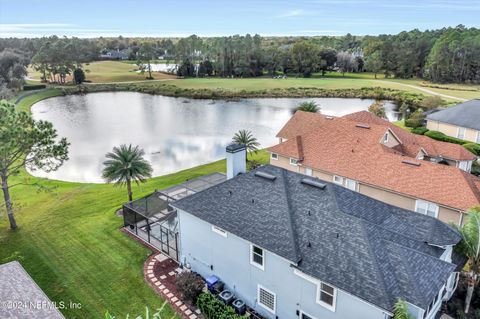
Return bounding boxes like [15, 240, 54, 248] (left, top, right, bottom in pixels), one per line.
[16, 82, 427, 113]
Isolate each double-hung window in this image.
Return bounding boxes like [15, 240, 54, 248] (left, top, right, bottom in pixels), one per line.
[415, 200, 439, 218]
[250, 245, 264, 270]
[318, 282, 336, 311]
[457, 127, 466, 140]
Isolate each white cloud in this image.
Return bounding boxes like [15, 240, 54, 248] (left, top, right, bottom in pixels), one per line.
[276, 9, 305, 18]
[0, 23, 119, 38]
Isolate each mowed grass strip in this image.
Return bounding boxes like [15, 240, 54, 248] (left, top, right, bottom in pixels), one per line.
[0, 150, 268, 318]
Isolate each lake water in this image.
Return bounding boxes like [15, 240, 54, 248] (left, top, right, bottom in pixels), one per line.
[31, 92, 399, 183]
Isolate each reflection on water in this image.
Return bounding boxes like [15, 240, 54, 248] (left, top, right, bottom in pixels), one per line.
[31, 92, 399, 183]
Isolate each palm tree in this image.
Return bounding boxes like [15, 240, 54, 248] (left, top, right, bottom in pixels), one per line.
[393, 299, 413, 319]
[453, 207, 480, 314]
[232, 129, 260, 159]
[102, 144, 153, 202]
[296, 101, 320, 113]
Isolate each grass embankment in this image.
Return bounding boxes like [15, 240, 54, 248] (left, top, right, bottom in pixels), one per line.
[3, 89, 270, 318]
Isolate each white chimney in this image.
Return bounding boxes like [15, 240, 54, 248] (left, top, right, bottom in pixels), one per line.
[226, 144, 246, 179]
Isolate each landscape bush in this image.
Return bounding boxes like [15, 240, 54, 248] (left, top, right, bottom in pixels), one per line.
[197, 292, 244, 319]
[464, 143, 480, 156]
[404, 109, 425, 128]
[424, 130, 468, 145]
[411, 127, 429, 135]
[175, 271, 205, 303]
[23, 84, 46, 90]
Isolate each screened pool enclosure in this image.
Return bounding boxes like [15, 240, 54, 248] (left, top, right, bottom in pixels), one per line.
[122, 173, 226, 261]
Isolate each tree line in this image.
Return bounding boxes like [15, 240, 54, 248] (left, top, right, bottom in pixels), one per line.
[0, 25, 479, 86]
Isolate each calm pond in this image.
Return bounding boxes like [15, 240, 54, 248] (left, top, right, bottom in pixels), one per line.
[31, 92, 399, 183]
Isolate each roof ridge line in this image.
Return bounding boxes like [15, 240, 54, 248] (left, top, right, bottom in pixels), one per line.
[329, 186, 459, 246]
[358, 222, 396, 310]
[280, 168, 302, 263]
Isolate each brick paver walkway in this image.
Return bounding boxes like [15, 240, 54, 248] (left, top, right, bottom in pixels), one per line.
[144, 253, 203, 319]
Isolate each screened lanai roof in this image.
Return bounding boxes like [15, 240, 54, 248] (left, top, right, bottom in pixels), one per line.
[124, 172, 227, 219]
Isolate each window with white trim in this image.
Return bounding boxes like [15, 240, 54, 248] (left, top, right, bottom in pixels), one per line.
[270, 153, 278, 160]
[290, 158, 298, 166]
[476, 131, 480, 143]
[415, 200, 439, 218]
[332, 175, 343, 185]
[211, 225, 227, 237]
[458, 161, 468, 172]
[345, 179, 358, 191]
[457, 127, 466, 139]
[250, 245, 264, 270]
[300, 311, 317, 319]
[383, 132, 389, 143]
[318, 282, 336, 310]
[258, 285, 276, 313]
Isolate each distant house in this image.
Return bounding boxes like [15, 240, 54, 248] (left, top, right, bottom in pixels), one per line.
[426, 99, 480, 143]
[0, 261, 65, 319]
[268, 111, 480, 225]
[172, 157, 463, 319]
[100, 49, 129, 60]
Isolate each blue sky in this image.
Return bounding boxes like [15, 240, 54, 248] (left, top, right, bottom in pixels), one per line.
[0, 0, 479, 38]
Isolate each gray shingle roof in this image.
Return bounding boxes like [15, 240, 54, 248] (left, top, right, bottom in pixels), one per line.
[426, 99, 480, 130]
[172, 165, 461, 312]
[0, 261, 65, 319]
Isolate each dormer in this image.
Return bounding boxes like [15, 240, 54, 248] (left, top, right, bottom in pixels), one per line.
[380, 128, 402, 148]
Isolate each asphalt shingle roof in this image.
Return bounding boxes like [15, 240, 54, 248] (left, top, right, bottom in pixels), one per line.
[172, 165, 461, 312]
[427, 99, 480, 131]
[0, 261, 65, 319]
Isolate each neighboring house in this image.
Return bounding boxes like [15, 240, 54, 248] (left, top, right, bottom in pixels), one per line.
[172, 163, 463, 319]
[268, 111, 480, 225]
[426, 99, 480, 143]
[100, 49, 129, 60]
[0, 261, 65, 319]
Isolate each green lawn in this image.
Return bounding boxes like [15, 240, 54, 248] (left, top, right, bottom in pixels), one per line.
[27, 61, 176, 83]
[26, 61, 480, 101]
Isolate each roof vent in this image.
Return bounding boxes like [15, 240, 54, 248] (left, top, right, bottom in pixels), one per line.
[402, 160, 421, 167]
[355, 124, 370, 129]
[301, 178, 326, 189]
[254, 171, 277, 181]
[307, 242, 311, 248]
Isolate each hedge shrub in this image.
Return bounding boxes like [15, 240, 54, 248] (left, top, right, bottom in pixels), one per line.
[197, 292, 244, 319]
[411, 127, 429, 135]
[424, 130, 468, 145]
[464, 143, 480, 156]
[23, 84, 46, 91]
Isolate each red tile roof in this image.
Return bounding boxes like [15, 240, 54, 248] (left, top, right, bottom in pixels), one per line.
[268, 112, 480, 211]
[276, 111, 336, 139]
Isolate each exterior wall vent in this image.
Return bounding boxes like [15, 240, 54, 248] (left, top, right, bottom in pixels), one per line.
[301, 178, 326, 189]
[402, 160, 421, 167]
[254, 171, 277, 181]
[355, 124, 371, 129]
